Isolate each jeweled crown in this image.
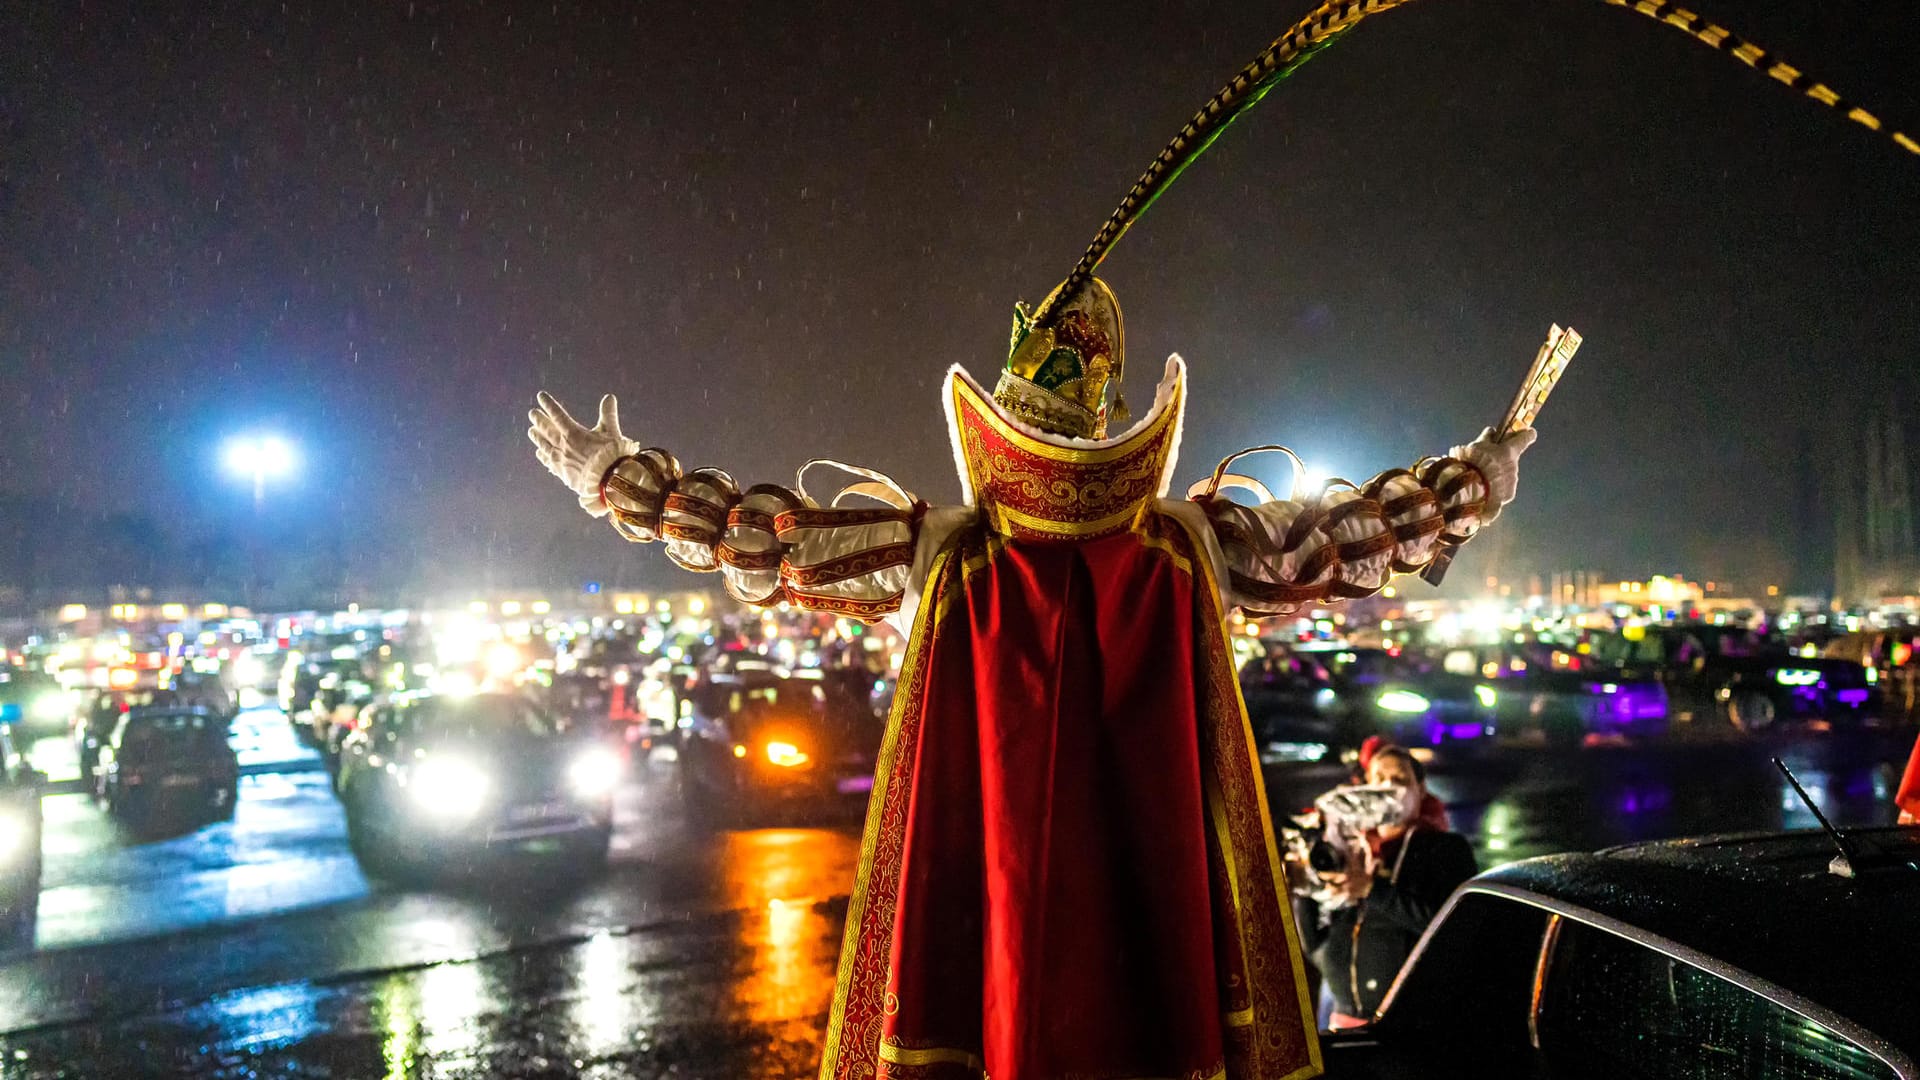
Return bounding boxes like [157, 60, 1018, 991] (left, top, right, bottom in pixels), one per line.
[993, 277, 1129, 440]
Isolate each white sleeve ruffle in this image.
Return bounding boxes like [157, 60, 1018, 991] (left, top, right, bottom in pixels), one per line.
[1194, 452, 1493, 618]
[599, 451, 922, 622]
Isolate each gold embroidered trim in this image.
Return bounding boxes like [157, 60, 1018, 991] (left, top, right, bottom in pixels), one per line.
[1174, 513, 1326, 1079]
[817, 540, 966, 1080]
[783, 542, 916, 588]
[878, 1042, 985, 1070]
[950, 371, 1179, 466]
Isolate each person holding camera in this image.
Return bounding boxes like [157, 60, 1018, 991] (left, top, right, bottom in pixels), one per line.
[1292, 744, 1479, 1029]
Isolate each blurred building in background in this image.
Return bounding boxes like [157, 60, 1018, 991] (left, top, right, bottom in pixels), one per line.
[1835, 413, 1920, 607]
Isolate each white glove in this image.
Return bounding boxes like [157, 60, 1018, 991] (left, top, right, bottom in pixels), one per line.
[527, 391, 640, 517]
[1450, 426, 1537, 524]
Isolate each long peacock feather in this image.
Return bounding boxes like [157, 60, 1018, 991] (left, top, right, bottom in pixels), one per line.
[1030, 0, 1918, 327]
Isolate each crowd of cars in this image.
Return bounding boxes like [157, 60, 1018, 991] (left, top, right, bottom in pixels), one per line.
[0, 604, 1917, 1072]
[1238, 617, 1908, 764]
[262, 609, 896, 878]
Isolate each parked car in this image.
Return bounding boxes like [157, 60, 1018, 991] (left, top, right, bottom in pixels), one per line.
[1238, 647, 1347, 761]
[323, 700, 377, 769]
[167, 670, 237, 721]
[1589, 624, 1875, 732]
[0, 668, 74, 742]
[0, 712, 45, 944]
[335, 691, 617, 878]
[93, 705, 239, 828]
[279, 653, 366, 743]
[1319, 826, 1919, 1077]
[309, 669, 377, 760]
[1313, 646, 1499, 753]
[678, 669, 882, 825]
[1824, 628, 1920, 718]
[73, 688, 181, 779]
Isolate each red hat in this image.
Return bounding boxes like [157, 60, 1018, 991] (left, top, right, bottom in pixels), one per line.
[1357, 735, 1390, 773]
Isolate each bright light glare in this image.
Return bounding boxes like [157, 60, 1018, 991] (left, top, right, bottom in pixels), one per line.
[485, 643, 522, 679]
[568, 748, 623, 797]
[408, 758, 490, 819]
[33, 691, 75, 721]
[1376, 690, 1431, 714]
[0, 814, 23, 862]
[232, 653, 264, 686]
[224, 435, 297, 478]
[764, 741, 810, 768]
[1473, 685, 1498, 709]
[1293, 461, 1343, 499]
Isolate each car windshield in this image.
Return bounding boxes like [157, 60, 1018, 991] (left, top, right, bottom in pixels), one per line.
[123, 712, 223, 750]
[1323, 649, 1422, 681]
[410, 695, 563, 740]
[741, 680, 858, 714]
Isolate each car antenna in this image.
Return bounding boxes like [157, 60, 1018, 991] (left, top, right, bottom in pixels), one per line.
[1772, 757, 1912, 880]
[1772, 757, 1863, 878]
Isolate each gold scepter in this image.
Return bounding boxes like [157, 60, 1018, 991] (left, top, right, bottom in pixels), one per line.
[1499, 323, 1582, 440]
[1421, 324, 1582, 585]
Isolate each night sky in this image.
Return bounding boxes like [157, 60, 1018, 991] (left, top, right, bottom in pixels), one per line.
[5, 0, 1919, 599]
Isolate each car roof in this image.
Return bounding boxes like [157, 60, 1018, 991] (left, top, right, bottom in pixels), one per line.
[1476, 827, 1920, 1052]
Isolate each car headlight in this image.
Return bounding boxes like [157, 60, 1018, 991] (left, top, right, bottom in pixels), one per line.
[1376, 690, 1431, 714]
[568, 748, 623, 798]
[485, 644, 523, 679]
[233, 655, 264, 684]
[764, 741, 810, 768]
[31, 692, 73, 721]
[406, 758, 490, 820]
[1473, 685, 1497, 709]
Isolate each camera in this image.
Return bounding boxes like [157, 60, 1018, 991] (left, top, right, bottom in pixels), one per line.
[1282, 782, 1416, 907]
[1303, 826, 1348, 876]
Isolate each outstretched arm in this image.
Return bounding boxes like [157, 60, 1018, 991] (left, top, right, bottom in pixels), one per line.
[528, 392, 919, 621]
[1194, 428, 1536, 619]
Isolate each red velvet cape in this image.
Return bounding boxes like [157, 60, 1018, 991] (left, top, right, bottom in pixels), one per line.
[817, 370, 1321, 1080]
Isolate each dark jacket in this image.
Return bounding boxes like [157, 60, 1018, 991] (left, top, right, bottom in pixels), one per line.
[1293, 826, 1479, 1020]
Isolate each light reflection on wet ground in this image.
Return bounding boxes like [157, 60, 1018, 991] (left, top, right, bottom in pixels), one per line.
[0, 728, 1909, 1076]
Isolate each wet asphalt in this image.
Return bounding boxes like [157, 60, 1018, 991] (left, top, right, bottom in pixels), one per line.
[0, 705, 1908, 1077]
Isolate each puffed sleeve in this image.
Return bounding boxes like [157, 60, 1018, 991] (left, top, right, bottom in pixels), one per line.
[598, 450, 921, 622]
[1193, 451, 1492, 619]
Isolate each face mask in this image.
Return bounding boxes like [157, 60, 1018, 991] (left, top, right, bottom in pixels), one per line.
[1392, 783, 1421, 824]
